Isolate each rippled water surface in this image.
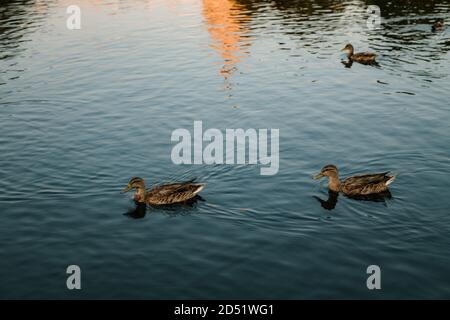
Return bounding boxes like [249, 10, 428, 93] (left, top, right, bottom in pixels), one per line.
[1, 0, 450, 299]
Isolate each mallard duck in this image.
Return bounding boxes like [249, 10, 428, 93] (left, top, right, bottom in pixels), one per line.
[313, 165, 395, 196]
[122, 177, 205, 205]
[341, 43, 377, 64]
[432, 19, 444, 32]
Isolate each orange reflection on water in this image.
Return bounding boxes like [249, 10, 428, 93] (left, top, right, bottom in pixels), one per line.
[202, 0, 252, 80]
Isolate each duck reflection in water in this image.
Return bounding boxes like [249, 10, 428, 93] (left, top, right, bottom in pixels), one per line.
[124, 196, 206, 219]
[341, 59, 354, 69]
[314, 190, 392, 211]
[125, 202, 147, 219]
[313, 190, 339, 210]
[341, 59, 380, 69]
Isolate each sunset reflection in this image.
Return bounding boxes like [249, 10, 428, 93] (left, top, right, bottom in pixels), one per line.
[202, 0, 252, 80]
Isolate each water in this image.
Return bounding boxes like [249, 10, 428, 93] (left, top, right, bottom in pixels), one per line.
[0, 0, 449, 299]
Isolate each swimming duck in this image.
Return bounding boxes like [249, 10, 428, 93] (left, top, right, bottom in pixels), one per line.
[341, 43, 377, 64]
[313, 165, 395, 196]
[432, 19, 444, 32]
[122, 177, 205, 205]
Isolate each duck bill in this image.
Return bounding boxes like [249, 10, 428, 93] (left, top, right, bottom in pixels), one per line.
[313, 173, 324, 180]
[122, 185, 131, 193]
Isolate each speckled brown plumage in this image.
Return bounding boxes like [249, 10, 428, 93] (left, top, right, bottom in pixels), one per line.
[314, 165, 395, 196]
[341, 172, 394, 196]
[122, 177, 205, 205]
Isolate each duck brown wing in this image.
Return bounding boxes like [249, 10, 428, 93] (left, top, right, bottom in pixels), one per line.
[147, 183, 205, 205]
[344, 172, 389, 184]
[353, 52, 376, 58]
[342, 172, 393, 195]
[352, 52, 377, 64]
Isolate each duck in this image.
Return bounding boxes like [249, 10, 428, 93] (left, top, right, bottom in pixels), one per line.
[313, 164, 395, 196]
[432, 19, 445, 32]
[341, 43, 377, 64]
[122, 177, 205, 205]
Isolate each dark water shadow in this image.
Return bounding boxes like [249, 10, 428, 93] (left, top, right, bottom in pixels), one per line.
[149, 195, 206, 211]
[347, 190, 392, 202]
[124, 202, 147, 219]
[0, 0, 48, 59]
[236, 0, 450, 70]
[341, 59, 380, 69]
[313, 190, 339, 211]
[124, 196, 206, 219]
[314, 190, 392, 211]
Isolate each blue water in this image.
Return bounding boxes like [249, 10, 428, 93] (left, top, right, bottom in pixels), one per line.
[0, 0, 449, 299]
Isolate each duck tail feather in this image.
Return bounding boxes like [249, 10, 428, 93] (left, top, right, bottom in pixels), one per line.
[386, 175, 396, 186]
[193, 183, 206, 194]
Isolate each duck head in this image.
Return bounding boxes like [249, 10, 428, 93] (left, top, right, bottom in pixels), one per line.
[314, 164, 339, 180]
[341, 43, 354, 58]
[122, 177, 146, 202]
[432, 19, 445, 31]
[314, 165, 341, 192]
